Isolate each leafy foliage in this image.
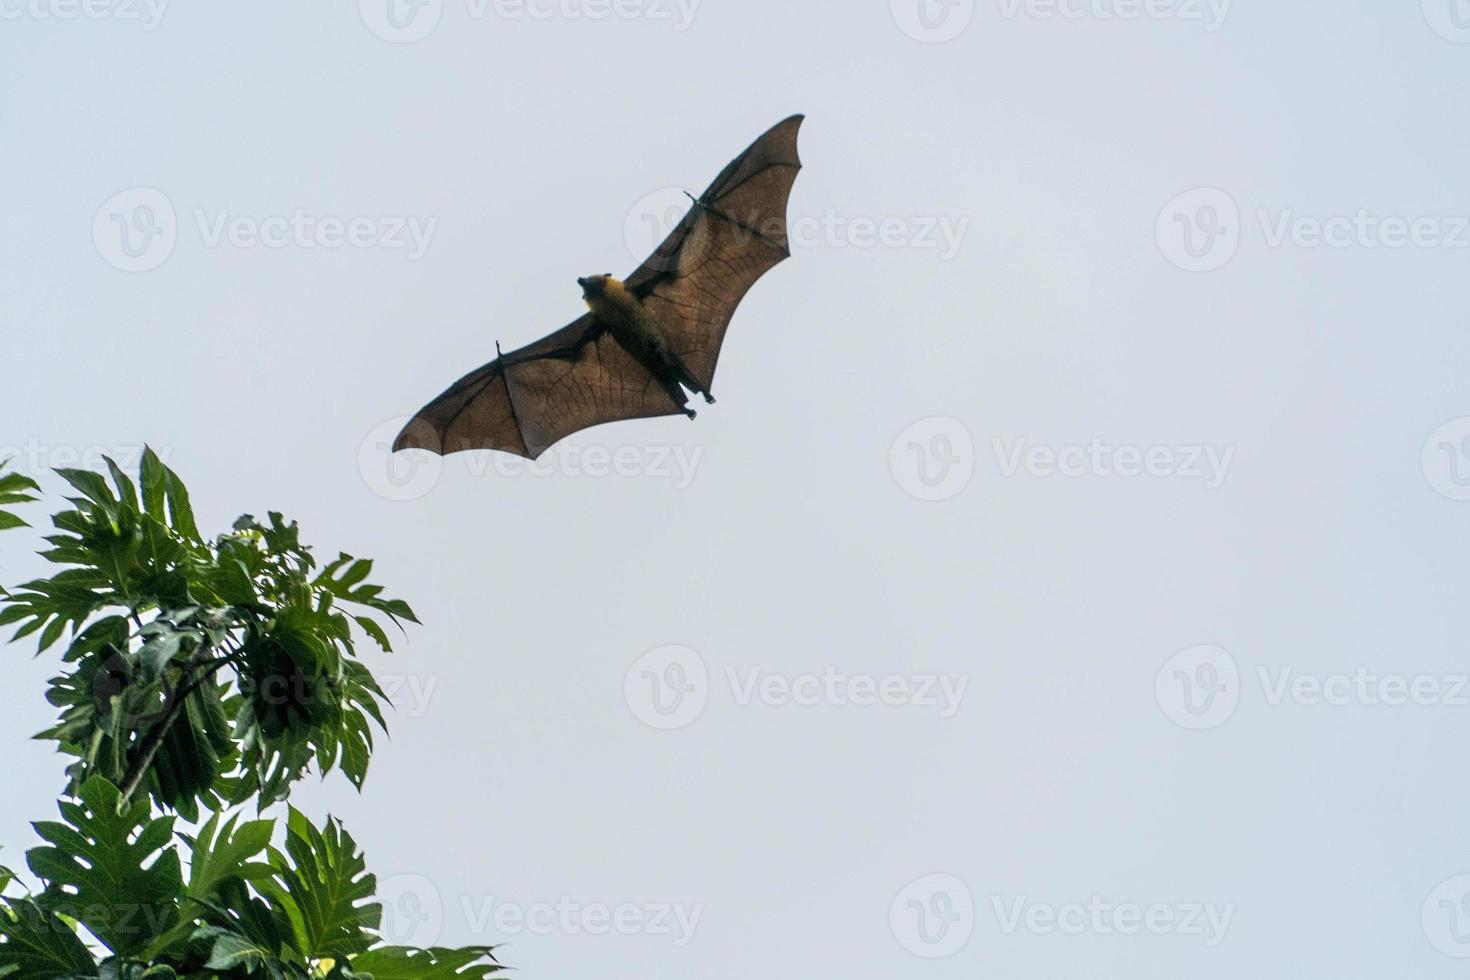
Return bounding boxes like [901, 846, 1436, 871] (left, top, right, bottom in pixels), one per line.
[0, 456, 500, 978]
[0, 462, 40, 533]
[347, 946, 503, 979]
[2, 449, 416, 817]
[5, 776, 501, 977]
[0, 898, 98, 979]
[263, 809, 380, 962]
[26, 777, 182, 957]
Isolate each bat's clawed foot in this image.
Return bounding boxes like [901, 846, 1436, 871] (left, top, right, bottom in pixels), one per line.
[684, 408, 698, 421]
[703, 392, 716, 404]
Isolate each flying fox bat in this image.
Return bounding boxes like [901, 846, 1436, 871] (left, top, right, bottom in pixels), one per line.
[393, 114, 805, 460]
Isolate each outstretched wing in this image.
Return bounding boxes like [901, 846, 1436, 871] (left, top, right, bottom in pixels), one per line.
[393, 114, 804, 460]
[626, 113, 805, 391]
[392, 314, 681, 459]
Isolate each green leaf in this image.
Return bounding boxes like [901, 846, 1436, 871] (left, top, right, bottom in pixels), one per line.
[54, 469, 116, 512]
[103, 458, 139, 511]
[25, 777, 183, 956]
[137, 450, 167, 524]
[0, 462, 37, 534]
[262, 810, 380, 961]
[96, 960, 178, 980]
[353, 617, 392, 654]
[0, 468, 41, 496]
[142, 813, 275, 958]
[349, 946, 502, 979]
[0, 899, 97, 980]
[193, 925, 279, 973]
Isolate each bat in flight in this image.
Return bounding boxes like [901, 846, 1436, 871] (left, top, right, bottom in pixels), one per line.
[393, 114, 805, 460]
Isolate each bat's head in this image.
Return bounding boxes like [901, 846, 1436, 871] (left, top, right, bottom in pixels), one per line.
[577, 273, 615, 301]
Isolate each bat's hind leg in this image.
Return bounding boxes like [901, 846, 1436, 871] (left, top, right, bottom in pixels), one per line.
[667, 354, 715, 404]
[656, 373, 698, 420]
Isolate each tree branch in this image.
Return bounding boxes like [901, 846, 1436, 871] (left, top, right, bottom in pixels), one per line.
[116, 643, 245, 809]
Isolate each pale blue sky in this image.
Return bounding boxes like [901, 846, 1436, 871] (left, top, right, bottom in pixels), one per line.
[3, 2, 1470, 977]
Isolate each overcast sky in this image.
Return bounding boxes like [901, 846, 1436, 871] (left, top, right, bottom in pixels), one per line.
[4, 1, 1470, 977]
